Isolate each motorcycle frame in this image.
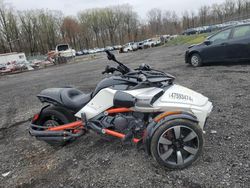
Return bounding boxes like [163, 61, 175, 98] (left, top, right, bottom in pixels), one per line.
[34, 107, 189, 144]
[41, 107, 141, 143]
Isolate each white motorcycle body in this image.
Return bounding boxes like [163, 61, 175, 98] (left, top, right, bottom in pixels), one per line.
[75, 84, 212, 130]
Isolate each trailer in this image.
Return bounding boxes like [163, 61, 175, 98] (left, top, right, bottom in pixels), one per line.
[0, 52, 27, 66]
[0, 52, 33, 73]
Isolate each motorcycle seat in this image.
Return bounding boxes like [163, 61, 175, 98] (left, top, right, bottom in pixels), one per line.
[61, 88, 92, 111]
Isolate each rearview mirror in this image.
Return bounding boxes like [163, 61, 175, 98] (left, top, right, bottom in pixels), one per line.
[105, 50, 117, 61]
[204, 40, 212, 45]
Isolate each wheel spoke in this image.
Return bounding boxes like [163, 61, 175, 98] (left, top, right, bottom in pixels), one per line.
[160, 148, 173, 160]
[174, 126, 181, 139]
[176, 151, 184, 165]
[159, 137, 172, 145]
[183, 146, 198, 155]
[183, 131, 197, 142]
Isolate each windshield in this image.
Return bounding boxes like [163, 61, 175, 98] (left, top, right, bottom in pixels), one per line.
[57, 45, 69, 51]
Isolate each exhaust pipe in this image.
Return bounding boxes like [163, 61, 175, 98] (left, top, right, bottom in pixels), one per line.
[29, 123, 85, 145]
[37, 136, 72, 142]
[29, 129, 69, 137]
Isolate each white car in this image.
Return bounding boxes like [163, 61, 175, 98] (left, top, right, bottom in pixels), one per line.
[55, 44, 76, 58]
[143, 39, 157, 47]
[122, 42, 138, 52]
[88, 49, 97, 54]
[132, 42, 138, 50]
[113, 45, 122, 50]
[122, 43, 133, 52]
[105, 46, 114, 51]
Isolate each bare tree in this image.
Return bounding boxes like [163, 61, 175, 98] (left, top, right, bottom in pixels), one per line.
[147, 8, 162, 35]
[1, 0, 250, 54]
[61, 16, 80, 48]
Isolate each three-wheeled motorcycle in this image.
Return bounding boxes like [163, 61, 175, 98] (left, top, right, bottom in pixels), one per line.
[29, 51, 213, 169]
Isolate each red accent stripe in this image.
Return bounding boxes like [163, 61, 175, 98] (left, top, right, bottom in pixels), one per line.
[46, 119, 140, 143]
[104, 128, 140, 143]
[32, 113, 39, 122]
[47, 120, 83, 131]
[106, 108, 132, 114]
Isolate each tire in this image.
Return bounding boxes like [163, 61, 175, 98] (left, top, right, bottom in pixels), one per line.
[37, 106, 75, 126]
[37, 106, 76, 145]
[190, 53, 202, 67]
[150, 119, 203, 169]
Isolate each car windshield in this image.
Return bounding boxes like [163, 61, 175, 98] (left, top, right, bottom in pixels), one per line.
[57, 45, 69, 51]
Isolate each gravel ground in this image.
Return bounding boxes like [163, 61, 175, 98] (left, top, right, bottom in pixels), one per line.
[0, 45, 249, 187]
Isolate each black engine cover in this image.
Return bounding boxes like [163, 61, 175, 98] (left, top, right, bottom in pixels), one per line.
[113, 91, 136, 108]
[113, 115, 128, 131]
[99, 113, 145, 136]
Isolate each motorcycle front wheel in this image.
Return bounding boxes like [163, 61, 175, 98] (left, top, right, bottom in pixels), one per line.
[150, 119, 203, 169]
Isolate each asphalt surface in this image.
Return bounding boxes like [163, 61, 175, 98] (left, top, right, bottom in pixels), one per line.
[0, 45, 249, 187]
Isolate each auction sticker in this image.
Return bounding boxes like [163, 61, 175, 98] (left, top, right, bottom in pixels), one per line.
[169, 93, 193, 101]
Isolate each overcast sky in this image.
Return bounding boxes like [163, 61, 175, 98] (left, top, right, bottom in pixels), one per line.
[5, 0, 226, 19]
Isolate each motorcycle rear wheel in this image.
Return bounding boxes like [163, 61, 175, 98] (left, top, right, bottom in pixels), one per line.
[37, 105, 76, 145]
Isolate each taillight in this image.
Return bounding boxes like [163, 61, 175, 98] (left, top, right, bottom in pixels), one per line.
[32, 113, 39, 122]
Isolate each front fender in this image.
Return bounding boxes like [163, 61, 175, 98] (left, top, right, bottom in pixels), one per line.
[143, 112, 198, 155]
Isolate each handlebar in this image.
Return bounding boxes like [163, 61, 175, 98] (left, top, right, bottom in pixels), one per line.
[103, 50, 175, 83]
[102, 65, 118, 74]
[105, 50, 130, 74]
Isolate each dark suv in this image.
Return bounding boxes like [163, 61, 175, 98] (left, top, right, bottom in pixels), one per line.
[185, 23, 250, 67]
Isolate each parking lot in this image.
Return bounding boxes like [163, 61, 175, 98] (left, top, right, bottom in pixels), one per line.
[0, 45, 249, 187]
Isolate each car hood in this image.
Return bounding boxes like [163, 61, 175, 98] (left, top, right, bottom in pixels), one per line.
[188, 43, 203, 49]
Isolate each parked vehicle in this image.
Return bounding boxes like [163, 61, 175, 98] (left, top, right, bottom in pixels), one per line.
[99, 48, 105, 52]
[131, 42, 138, 50]
[76, 51, 84, 56]
[88, 49, 97, 54]
[155, 39, 162, 46]
[185, 23, 250, 67]
[143, 39, 158, 48]
[182, 28, 197, 35]
[82, 49, 89, 55]
[29, 50, 213, 169]
[120, 43, 133, 52]
[105, 46, 114, 51]
[113, 45, 122, 50]
[55, 44, 76, 58]
[137, 41, 145, 49]
[94, 48, 103, 53]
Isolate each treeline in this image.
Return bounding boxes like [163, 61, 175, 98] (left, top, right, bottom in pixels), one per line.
[0, 0, 250, 55]
[181, 0, 250, 29]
